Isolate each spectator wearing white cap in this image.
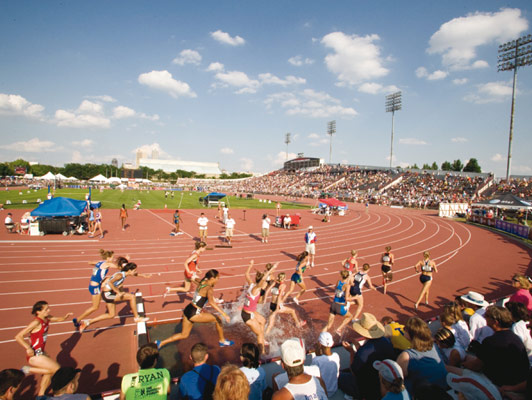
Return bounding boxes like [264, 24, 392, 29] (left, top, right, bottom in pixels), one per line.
[462, 306, 529, 389]
[460, 291, 493, 343]
[310, 332, 340, 397]
[304, 226, 317, 268]
[272, 338, 327, 400]
[373, 359, 410, 400]
[446, 368, 501, 400]
[339, 313, 395, 400]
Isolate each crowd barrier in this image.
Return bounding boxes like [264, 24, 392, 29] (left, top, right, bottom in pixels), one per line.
[469, 215, 531, 239]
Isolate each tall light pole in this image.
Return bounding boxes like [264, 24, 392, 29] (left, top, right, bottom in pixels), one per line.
[385, 91, 402, 169]
[285, 133, 291, 161]
[497, 33, 532, 181]
[327, 120, 336, 163]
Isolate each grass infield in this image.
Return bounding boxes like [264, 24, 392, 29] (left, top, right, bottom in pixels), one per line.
[0, 188, 312, 210]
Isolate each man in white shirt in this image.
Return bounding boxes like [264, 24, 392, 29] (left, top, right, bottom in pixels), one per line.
[461, 291, 493, 343]
[197, 213, 209, 243]
[225, 214, 235, 245]
[4, 213, 19, 233]
[311, 332, 340, 397]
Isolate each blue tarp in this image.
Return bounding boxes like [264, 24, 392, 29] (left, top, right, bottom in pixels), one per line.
[31, 197, 87, 217]
[206, 192, 226, 198]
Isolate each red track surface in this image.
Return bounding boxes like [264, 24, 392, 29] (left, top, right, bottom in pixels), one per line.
[1, 203, 531, 397]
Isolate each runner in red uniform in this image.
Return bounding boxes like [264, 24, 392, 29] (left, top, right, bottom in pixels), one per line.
[341, 250, 358, 275]
[164, 241, 208, 299]
[15, 301, 73, 397]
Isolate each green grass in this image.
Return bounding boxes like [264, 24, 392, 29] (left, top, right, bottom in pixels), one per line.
[0, 188, 311, 210]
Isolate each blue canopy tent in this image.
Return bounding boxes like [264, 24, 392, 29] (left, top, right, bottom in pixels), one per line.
[31, 197, 87, 217]
[199, 192, 227, 207]
[31, 197, 88, 235]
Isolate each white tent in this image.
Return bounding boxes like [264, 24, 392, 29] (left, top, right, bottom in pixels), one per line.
[36, 171, 56, 180]
[107, 177, 122, 184]
[66, 176, 78, 181]
[55, 173, 68, 180]
[117, 183, 128, 190]
[90, 174, 108, 183]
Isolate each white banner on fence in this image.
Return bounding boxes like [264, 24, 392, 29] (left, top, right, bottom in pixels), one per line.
[439, 203, 468, 218]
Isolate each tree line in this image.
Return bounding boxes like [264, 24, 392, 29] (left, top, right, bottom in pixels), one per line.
[405, 158, 482, 173]
[0, 159, 252, 181]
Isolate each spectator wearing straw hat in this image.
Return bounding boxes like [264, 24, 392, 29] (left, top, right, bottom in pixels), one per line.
[272, 338, 327, 400]
[460, 291, 493, 344]
[462, 305, 529, 388]
[446, 368, 501, 400]
[311, 332, 340, 397]
[339, 312, 395, 400]
[373, 360, 410, 400]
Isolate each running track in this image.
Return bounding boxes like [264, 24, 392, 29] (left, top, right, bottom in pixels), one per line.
[1, 203, 531, 396]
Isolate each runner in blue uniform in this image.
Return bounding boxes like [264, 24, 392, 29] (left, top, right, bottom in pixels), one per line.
[322, 270, 353, 335]
[285, 251, 310, 305]
[72, 250, 125, 328]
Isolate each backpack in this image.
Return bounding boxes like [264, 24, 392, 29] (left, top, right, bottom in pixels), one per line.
[193, 365, 215, 400]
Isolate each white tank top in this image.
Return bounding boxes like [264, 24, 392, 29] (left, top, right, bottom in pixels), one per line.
[284, 376, 327, 400]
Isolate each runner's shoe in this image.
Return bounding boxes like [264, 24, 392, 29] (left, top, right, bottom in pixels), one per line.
[155, 340, 161, 349]
[72, 318, 80, 328]
[79, 320, 89, 333]
[219, 340, 234, 347]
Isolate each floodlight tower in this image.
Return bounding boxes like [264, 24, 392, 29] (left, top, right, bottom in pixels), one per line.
[327, 120, 336, 163]
[285, 133, 291, 161]
[497, 33, 532, 181]
[385, 91, 402, 169]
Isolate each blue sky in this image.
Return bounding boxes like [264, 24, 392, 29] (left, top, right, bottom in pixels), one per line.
[1, 1, 531, 177]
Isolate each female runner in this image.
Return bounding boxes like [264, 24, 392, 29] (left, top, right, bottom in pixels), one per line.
[285, 251, 310, 305]
[164, 241, 207, 298]
[413, 251, 438, 309]
[341, 250, 358, 275]
[381, 246, 395, 294]
[89, 207, 104, 239]
[156, 269, 233, 348]
[322, 270, 353, 335]
[73, 250, 126, 328]
[348, 263, 377, 322]
[119, 204, 128, 231]
[15, 301, 73, 397]
[264, 272, 306, 336]
[79, 262, 149, 332]
[258, 263, 276, 305]
[242, 260, 278, 354]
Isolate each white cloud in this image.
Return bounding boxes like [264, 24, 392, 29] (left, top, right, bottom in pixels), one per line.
[321, 31, 389, 85]
[211, 30, 245, 46]
[112, 105, 136, 119]
[220, 147, 234, 154]
[428, 8, 528, 70]
[258, 73, 306, 86]
[54, 109, 110, 128]
[72, 139, 94, 148]
[134, 143, 171, 159]
[463, 80, 513, 104]
[206, 62, 224, 72]
[138, 70, 197, 98]
[172, 49, 202, 66]
[214, 70, 260, 94]
[0, 93, 45, 119]
[308, 133, 329, 147]
[139, 113, 160, 121]
[240, 157, 254, 171]
[86, 95, 116, 103]
[0, 137, 56, 152]
[451, 137, 468, 143]
[265, 89, 357, 118]
[358, 82, 400, 94]
[77, 100, 103, 115]
[399, 138, 427, 145]
[288, 55, 314, 66]
[491, 153, 504, 162]
[453, 78, 468, 85]
[415, 67, 448, 80]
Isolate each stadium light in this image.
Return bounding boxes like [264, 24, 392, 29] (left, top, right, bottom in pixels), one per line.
[285, 133, 291, 161]
[327, 120, 336, 163]
[497, 33, 532, 181]
[385, 91, 402, 169]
